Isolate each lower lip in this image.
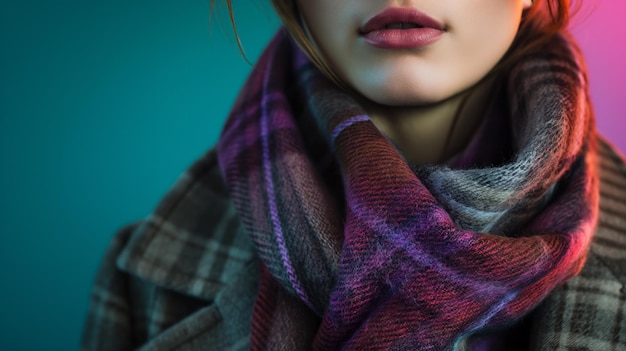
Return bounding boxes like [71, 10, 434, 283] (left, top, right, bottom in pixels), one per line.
[361, 28, 444, 49]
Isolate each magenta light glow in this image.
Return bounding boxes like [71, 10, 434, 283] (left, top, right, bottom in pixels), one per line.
[570, 1, 626, 155]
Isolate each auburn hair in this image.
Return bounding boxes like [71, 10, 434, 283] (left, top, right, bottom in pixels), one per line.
[211, 0, 579, 90]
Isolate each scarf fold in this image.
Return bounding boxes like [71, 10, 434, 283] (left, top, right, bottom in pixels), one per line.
[217, 29, 599, 350]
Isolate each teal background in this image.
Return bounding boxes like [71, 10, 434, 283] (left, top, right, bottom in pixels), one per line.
[1, 0, 279, 349]
[0, 0, 624, 350]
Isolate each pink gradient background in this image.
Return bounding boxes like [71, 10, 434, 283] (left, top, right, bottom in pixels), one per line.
[570, 1, 626, 155]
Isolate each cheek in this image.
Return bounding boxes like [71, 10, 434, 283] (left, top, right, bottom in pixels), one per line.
[297, 1, 354, 47]
[297, 0, 375, 95]
[450, 1, 523, 69]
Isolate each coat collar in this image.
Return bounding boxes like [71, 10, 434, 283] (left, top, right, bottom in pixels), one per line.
[115, 149, 256, 300]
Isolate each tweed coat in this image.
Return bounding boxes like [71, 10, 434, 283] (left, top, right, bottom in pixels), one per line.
[81, 136, 626, 351]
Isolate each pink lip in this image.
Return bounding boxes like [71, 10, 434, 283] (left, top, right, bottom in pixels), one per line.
[359, 7, 446, 49]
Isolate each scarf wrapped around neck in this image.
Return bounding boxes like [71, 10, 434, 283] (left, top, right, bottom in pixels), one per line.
[217, 29, 599, 350]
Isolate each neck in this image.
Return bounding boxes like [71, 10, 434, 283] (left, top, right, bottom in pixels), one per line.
[360, 75, 499, 165]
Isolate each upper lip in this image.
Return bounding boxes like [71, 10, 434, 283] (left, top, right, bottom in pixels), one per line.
[359, 7, 445, 34]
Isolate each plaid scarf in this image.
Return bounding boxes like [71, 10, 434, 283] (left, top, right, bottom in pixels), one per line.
[217, 29, 599, 350]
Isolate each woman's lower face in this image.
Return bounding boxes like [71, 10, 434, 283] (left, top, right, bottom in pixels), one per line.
[296, 0, 532, 106]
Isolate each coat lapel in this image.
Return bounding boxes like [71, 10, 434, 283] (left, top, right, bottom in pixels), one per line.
[529, 136, 626, 350]
[115, 149, 257, 301]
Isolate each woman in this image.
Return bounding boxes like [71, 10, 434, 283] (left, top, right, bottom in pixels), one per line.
[82, 0, 626, 350]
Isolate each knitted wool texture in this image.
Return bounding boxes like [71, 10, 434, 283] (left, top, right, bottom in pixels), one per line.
[217, 29, 599, 350]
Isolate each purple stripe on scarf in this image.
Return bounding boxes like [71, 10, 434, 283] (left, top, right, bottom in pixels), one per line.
[331, 115, 370, 143]
[346, 175, 551, 292]
[349, 200, 523, 295]
[260, 51, 311, 307]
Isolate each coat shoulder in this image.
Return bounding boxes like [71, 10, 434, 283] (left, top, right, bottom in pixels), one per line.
[593, 135, 626, 285]
[81, 148, 258, 350]
[527, 136, 626, 350]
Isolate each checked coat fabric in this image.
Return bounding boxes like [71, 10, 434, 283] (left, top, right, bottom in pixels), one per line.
[81, 137, 626, 350]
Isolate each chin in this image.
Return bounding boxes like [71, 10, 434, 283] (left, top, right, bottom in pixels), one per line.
[360, 82, 457, 107]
